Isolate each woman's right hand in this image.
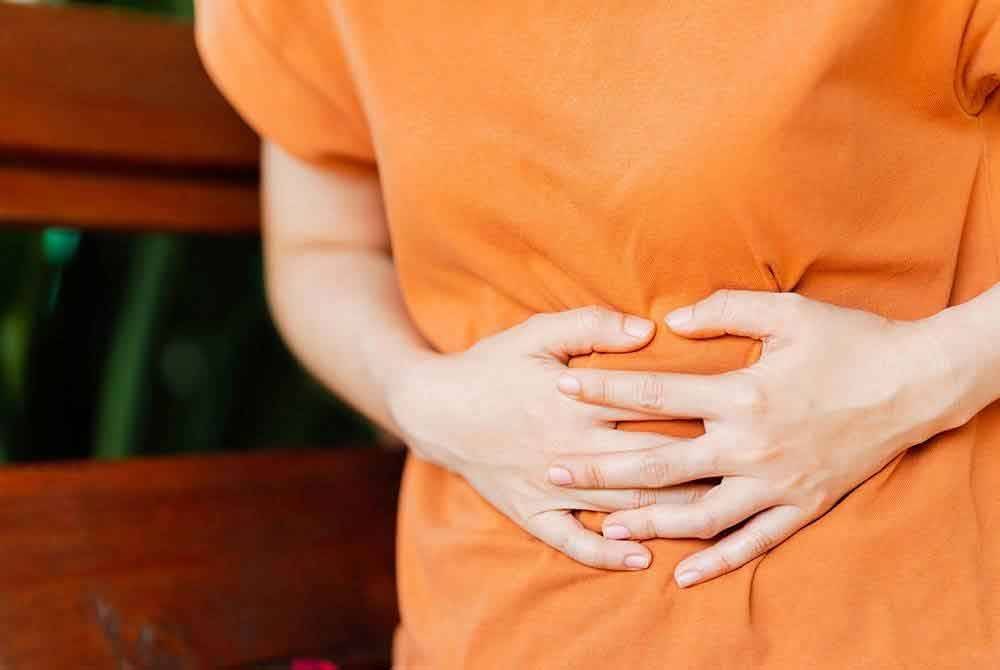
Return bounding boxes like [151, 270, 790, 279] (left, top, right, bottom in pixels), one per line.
[386, 306, 709, 571]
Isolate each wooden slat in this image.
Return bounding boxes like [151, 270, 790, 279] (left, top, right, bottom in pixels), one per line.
[0, 2, 262, 233]
[0, 447, 404, 669]
[0, 164, 259, 232]
[0, 2, 258, 169]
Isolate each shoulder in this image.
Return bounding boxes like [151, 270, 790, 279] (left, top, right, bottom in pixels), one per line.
[194, 0, 374, 164]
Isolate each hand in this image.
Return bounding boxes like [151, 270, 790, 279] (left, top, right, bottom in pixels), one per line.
[546, 290, 968, 587]
[386, 306, 712, 571]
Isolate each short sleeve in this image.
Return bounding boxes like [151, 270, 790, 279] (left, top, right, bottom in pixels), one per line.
[194, 0, 375, 166]
[958, 1, 1000, 116]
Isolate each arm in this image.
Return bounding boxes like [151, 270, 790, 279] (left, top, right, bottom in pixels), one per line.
[262, 142, 432, 439]
[545, 284, 1000, 587]
[260, 141, 692, 571]
[929, 281, 1000, 419]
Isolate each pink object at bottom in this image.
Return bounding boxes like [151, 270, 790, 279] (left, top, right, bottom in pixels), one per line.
[291, 661, 338, 670]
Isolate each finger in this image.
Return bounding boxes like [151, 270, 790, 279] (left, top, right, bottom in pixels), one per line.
[673, 504, 804, 588]
[664, 289, 807, 340]
[569, 429, 682, 455]
[557, 368, 740, 418]
[600, 479, 774, 540]
[524, 510, 652, 571]
[567, 481, 714, 512]
[515, 306, 655, 362]
[547, 436, 729, 489]
[583, 401, 667, 424]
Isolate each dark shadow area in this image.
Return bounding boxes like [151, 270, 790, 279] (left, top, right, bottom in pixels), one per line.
[0, 228, 372, 462]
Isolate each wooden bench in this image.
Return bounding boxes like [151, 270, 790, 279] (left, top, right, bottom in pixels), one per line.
[0, 3, 402, 668]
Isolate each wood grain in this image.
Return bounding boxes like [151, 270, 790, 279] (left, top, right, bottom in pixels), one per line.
[0, 2, 258, 168]
[0, 2, 261, 232]
[0, 164, 259, 233]
[0, 6, 401, 667]
[0, 447, 403, 669]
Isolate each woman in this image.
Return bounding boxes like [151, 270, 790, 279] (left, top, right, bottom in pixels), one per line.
[196, 2, 1000, 667]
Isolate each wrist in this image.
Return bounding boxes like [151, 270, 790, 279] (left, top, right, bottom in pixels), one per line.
[383, 349, 462, 470]
[911, 305, 1000, 433]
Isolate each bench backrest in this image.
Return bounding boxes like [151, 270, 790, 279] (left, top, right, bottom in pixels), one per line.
[0, 448, 401, 669]
[0, 4, 400, 667]
[0, 1, 259, 232]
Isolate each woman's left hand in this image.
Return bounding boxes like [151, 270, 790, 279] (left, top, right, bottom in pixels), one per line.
[547, 289, 972, 588]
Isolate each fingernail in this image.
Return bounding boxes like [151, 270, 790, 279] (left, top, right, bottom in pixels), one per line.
[603, 524, 630, 540]
[547, 466, 574, 486]
[556, 374, 581, 395]
[623, 316, 654, 338]
[665, 307, 693, 329]
[625, 554, 650, 569]
[675, 568, 701, 588]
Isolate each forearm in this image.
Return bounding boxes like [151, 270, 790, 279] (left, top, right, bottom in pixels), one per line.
[261, 142, 435, 438]
[267, 247, 435, 437]
[923, 281, 1000, 428]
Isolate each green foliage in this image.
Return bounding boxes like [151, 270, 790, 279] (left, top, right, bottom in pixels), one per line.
[66, 0, 193, 19]
[0, 0, 373, 462]
[0, 232, 47, 461]
[1, 229, 373, 463]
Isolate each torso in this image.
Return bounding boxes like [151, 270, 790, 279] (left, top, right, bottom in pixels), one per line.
[247, 2, 1000, 666]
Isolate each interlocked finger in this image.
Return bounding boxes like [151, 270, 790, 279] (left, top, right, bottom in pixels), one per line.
[672, 504, 805, 587]
[548, 437, 730, 489]
[600, 479, 775, 540]
[566, 481, 714, 512]
[557, 369, 741, 419]
[525, 510, 652, 571]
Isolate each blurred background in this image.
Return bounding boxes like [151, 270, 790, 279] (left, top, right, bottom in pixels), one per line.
[0, 0, 373, 463]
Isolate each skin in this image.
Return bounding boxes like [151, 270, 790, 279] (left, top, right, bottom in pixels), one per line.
[264, 142, 707, 571]
[548, 288, 1000, 587]
[265, 139, 1000, 586]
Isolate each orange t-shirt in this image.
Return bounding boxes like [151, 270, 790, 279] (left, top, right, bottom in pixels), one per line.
[196, 2, 1000, 667]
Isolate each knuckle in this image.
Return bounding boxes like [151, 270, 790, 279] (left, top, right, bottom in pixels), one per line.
[745, 441, 782, 465]
[803, 487, 836, 514]
[575, 305, 606, 334]
[741, 528, 775, 557]
[713, 288, 736, 322]
[701, 448, 722, 475]
[597, 375, 614, 404]
[734, 377, 769, 417]
[644, 513, 662, 539]
[776, 470, 810, 496]
[631, 488, 660, 509]
[639, 452, 673, 487]
[575, 538, 603, 568]
[630, 490, 645, 510]
[583, 462, 607, 489]
[684, 484, 708, 504]
[714, 548, 738, 574]
[635, 374, 666, 411]
[695, 510, 722, 539]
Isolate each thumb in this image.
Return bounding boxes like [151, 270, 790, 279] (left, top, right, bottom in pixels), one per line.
[517, 306, 655, 361]
[665, 289, 802, 340]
